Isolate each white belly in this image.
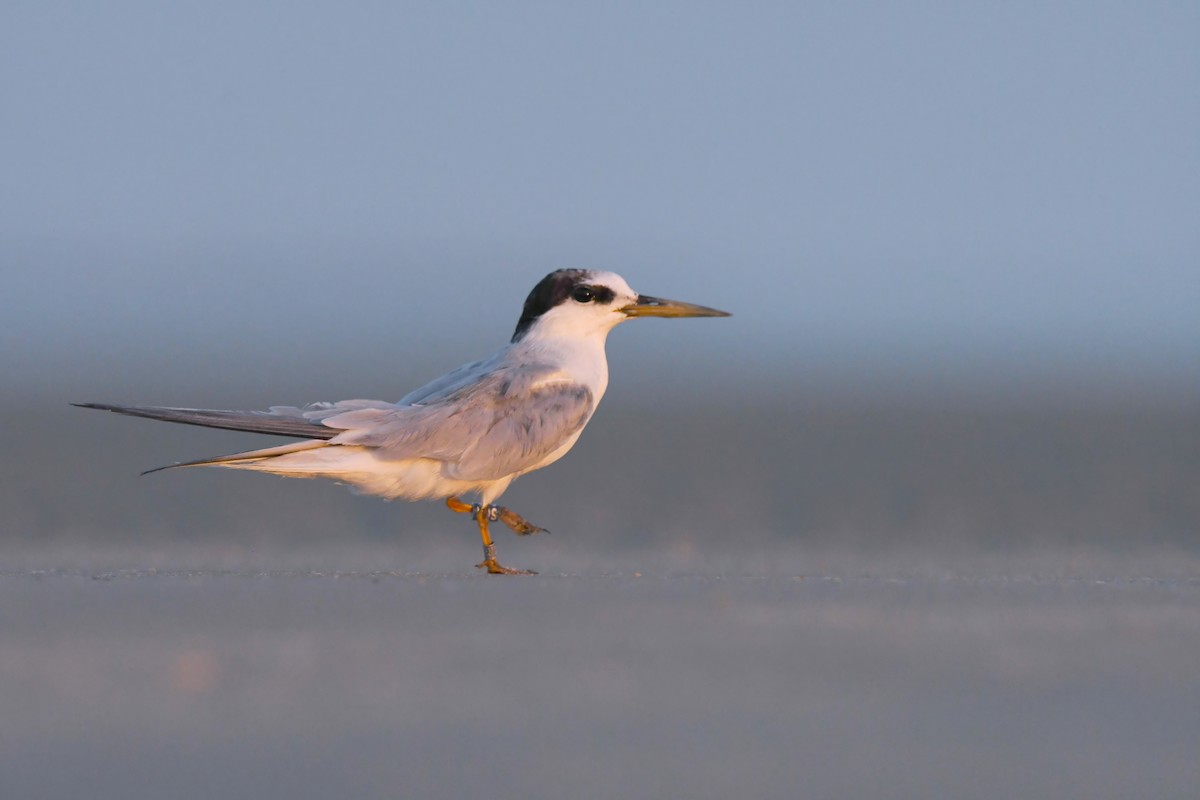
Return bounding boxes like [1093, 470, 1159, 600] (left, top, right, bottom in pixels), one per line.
[216, 445, 507, 502]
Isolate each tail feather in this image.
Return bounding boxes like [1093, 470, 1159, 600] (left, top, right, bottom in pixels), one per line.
[141, 440, 331, 475]
[74, 402, 338, 440]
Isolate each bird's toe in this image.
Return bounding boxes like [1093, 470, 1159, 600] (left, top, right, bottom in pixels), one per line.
[475, 558, 538, 576]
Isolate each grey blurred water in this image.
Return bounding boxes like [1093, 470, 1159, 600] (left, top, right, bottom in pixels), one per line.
[5, 396, 1196, 551]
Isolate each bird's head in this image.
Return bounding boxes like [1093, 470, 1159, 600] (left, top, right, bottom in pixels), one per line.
[512, 269, 730, 343]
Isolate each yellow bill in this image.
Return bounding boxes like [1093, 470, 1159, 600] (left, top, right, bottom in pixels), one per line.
[620, 295, 731, 318]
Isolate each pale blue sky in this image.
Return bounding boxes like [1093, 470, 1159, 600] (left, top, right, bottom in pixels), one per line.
[4, 2, 1197, 399]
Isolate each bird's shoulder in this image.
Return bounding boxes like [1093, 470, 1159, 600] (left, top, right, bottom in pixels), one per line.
[393, 344, 551, 402]
[416, 355, 580, 406]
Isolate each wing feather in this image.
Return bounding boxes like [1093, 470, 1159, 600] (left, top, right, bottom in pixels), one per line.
[452, 382, 592, 480]
[73, 403, 339, 439]
[327, 366, 595, 481]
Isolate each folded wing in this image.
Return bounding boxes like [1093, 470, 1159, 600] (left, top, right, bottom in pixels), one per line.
[78, 366, 595, 483]
[325, 370, 595, 481]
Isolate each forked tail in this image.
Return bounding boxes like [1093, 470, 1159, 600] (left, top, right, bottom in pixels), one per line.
[140, 440, 332, 475]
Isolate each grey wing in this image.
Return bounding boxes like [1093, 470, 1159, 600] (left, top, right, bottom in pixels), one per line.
[396, 353, 501, 405]
[451, 381, 594, 481]
[323, 371, 595, 482]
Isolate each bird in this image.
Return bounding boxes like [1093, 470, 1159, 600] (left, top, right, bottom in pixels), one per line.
[76, 269, 730, 574]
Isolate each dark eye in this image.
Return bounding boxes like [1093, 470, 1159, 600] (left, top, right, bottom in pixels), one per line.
[572, 286, 596, 303]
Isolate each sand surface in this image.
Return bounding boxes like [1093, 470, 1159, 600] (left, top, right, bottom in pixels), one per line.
[3, 548, 1197, 800]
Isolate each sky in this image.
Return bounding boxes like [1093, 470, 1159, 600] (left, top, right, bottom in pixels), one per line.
[3, 1, 1198, 402]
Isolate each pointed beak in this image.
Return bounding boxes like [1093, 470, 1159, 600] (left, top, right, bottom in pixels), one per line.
[620, 294, 732, 318]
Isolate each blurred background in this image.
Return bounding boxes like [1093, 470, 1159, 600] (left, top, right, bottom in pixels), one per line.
[3, 1, 1196, 561]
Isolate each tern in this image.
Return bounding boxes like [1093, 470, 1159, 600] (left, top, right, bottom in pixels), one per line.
[77, 269, 730, 574]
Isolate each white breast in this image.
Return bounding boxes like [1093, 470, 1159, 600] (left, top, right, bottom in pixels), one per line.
[513, 334, 611, 407]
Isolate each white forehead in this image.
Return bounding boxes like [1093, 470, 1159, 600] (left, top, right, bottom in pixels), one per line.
[583, 270, 636, 298]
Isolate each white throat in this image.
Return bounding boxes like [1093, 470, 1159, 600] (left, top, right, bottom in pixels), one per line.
[515, 313, 622, 405]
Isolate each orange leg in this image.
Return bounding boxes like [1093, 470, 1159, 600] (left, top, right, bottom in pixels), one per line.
[445, 497, 537, 575]
[445, 496, 474, 515]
